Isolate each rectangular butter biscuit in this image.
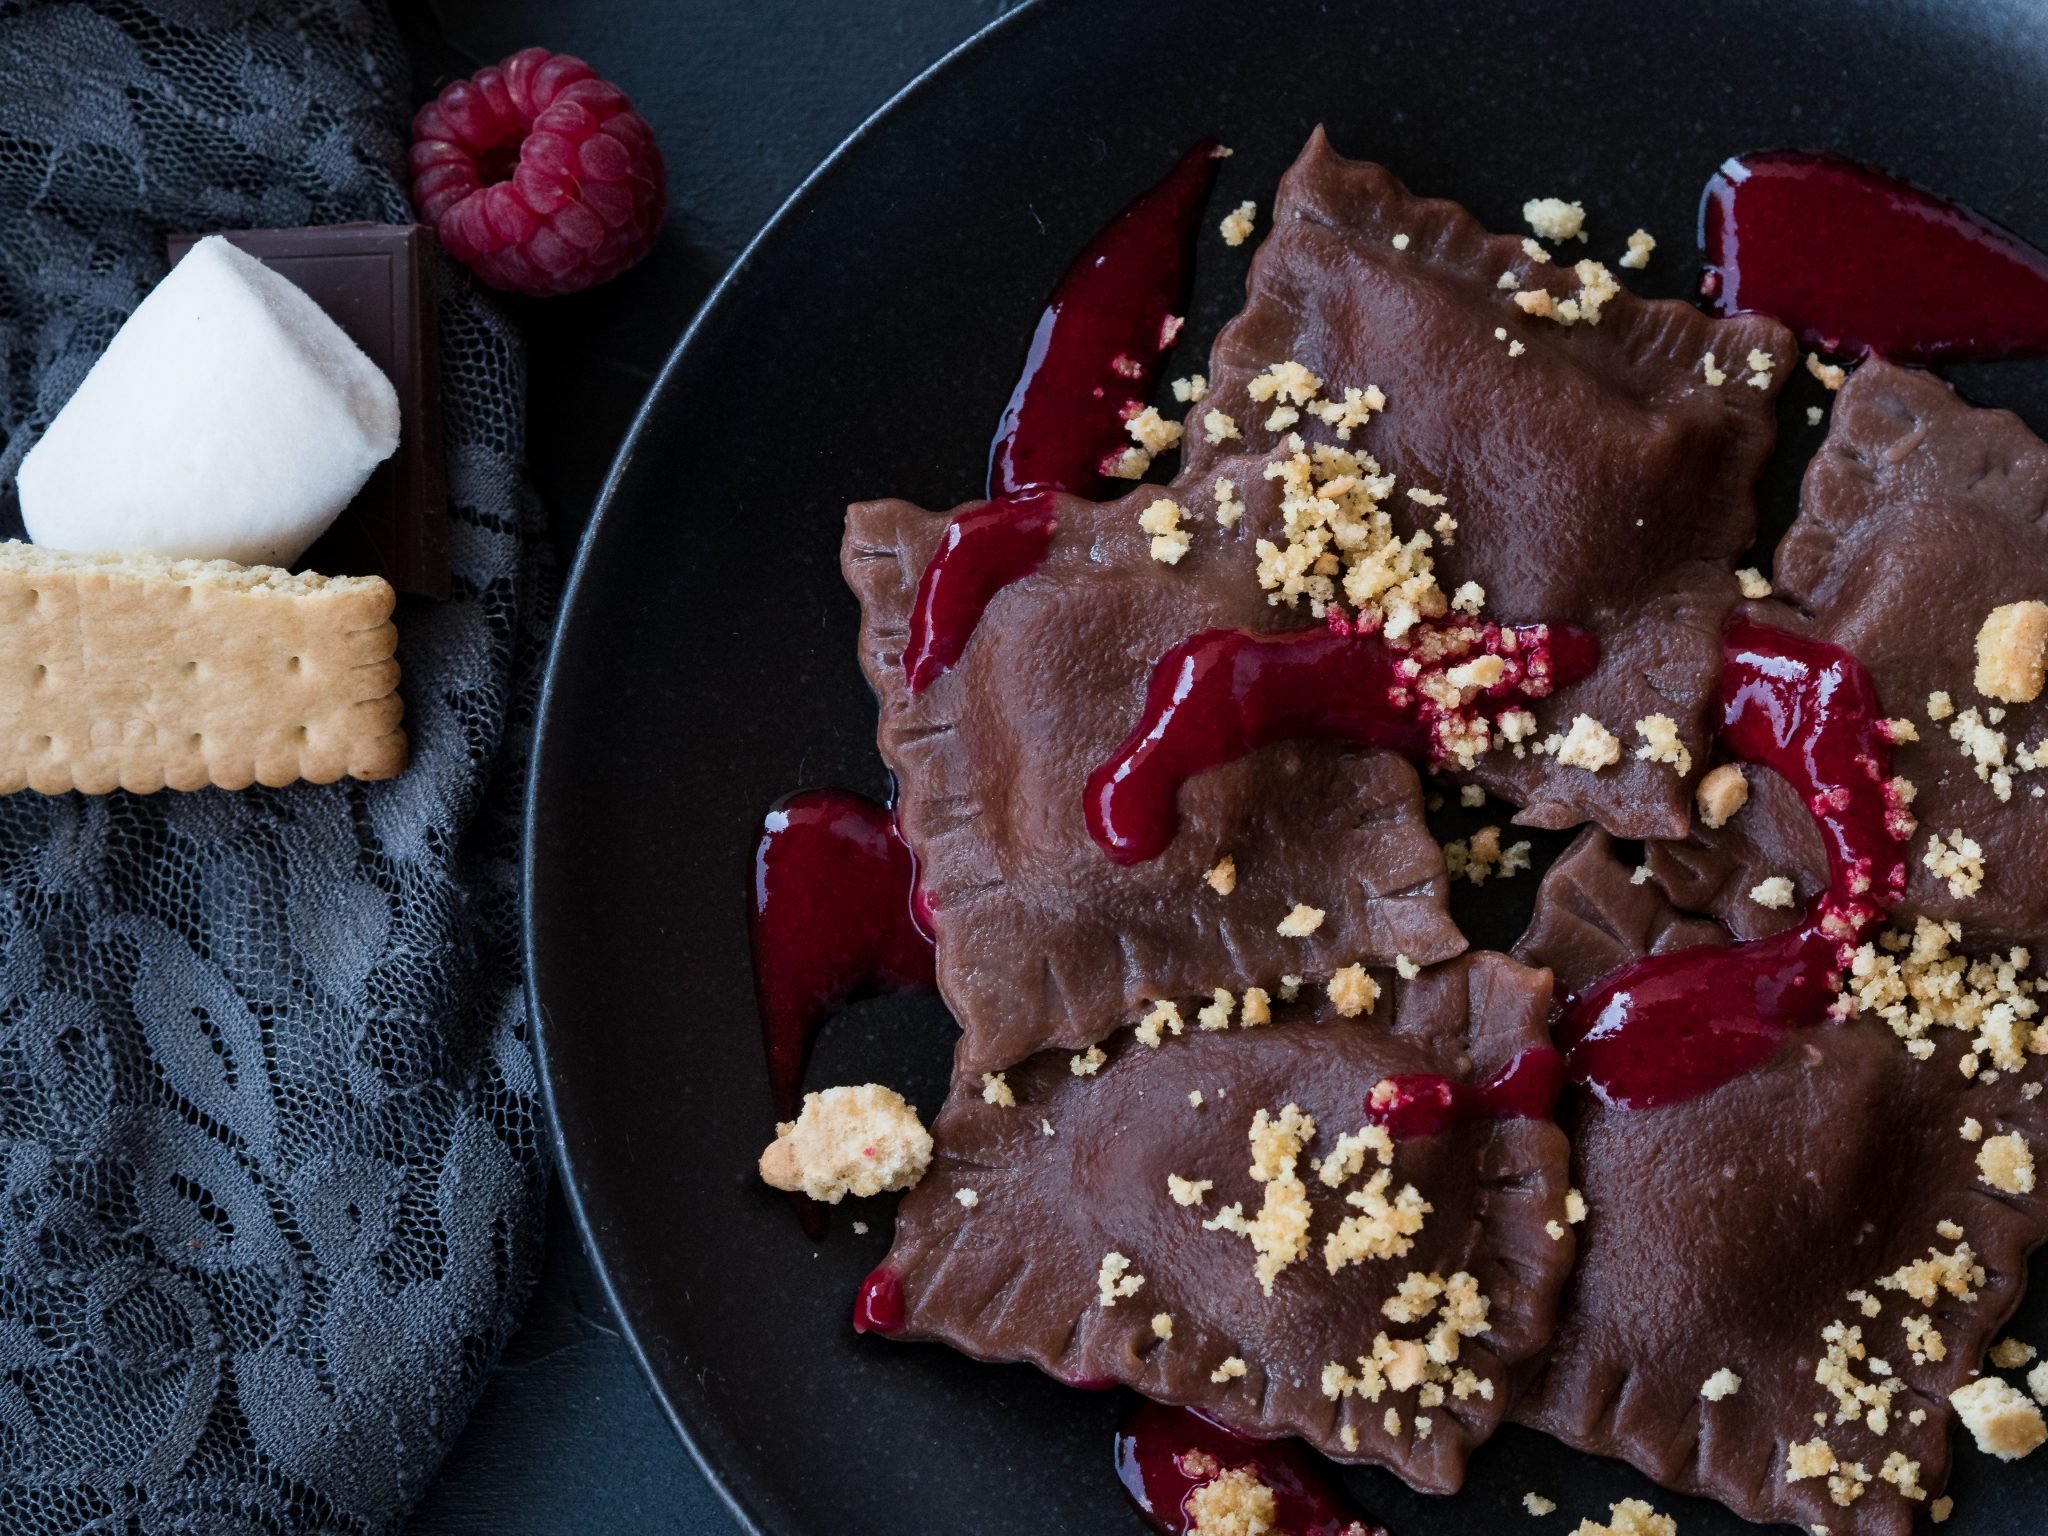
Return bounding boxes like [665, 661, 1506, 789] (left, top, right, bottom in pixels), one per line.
[0, 541, 405, 794]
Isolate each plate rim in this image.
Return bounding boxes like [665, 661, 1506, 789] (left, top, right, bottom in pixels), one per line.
[518, 5, 1048, 1531]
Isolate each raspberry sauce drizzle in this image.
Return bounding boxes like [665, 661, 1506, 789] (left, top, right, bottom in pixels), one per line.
[988, 138, 1224, 500]
[1366, 1047, 1565, 1139]
[904, 141, 1224, 694]
[1558, 618, 1913, 1109]
[903, 494, 1060, 693]
[1116, 1402, 1385, 1536]
[748, 790, 935, 1126]
[1087, 617, 1597, 865]
[1700, 151, 2048, 362]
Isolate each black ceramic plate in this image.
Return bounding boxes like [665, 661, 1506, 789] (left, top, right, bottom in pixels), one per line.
[523, 1, 2048, 1530]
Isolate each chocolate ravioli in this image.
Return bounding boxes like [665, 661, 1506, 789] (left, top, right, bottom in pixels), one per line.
[844, 478, 1463, 1076]
[1512, 831, 2048, 1534]
[875, 952, 1574, 1493]
[1187, 128, 1793, 839]
[1647, 358, 2048, 952]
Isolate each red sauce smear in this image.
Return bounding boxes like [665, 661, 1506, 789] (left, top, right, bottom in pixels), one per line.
[1116, 1402, 1385, 1536]
[1558, 618, 1914, 1109]
[904, 141, 1223, 695]
[748, 790, 935, 1125]
[1366, 1047, 1565, 1139]
[1700, 150, 2048, 362]
[988, 138, 1224, 499]
[853, 1265, 904, 1335]
[1087, 615, 1597, 865]
[903, 493, 1060, 693]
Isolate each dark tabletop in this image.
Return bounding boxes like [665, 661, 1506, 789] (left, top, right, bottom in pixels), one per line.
[401, 2, 1014, 1531]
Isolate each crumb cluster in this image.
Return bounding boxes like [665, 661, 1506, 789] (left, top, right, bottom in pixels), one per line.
[757, 1083, 932, 1202]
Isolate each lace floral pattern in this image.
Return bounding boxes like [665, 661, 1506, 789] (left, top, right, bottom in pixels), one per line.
[0, 3, 548, 1530]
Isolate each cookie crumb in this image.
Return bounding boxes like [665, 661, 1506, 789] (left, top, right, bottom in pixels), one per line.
[1806, 352, 1846, 390]
[1172, 374, 1209, 403]
[851, 1220, 868, 1235]
[1932, 1496, 1954, 1523]
[1990, 1338, 2036, 1369]
[1220, 201, 1257, 247]
[1570, 1498, 1676, 1536]
[1240, 987, 1272, 1026]
[1210, 1355, 1248, 1384]
[1140, 497, 1191, 565]
[1202, 409, 1241, 446]
[1327, 964, 1380, 1018]
[1392, 232, 1411, 251]
[1749, 876, 1797, 910]
[1523, 197, 1587, 242]
[1169, 1173, 1214, 1207]
[1701, 1367, 1743, 1401]
[1207, 855, 1237, 895]
[1974, 601, 2048, 704]
[1097, 1250, 1144, 1307]
[1339, 1425, 1360, 1453]
[1152, 1312, 1174, 1340]
[954, 1187, 980, 1210]
[1070, 1046, 1107, 1077]
[1103, 445, 1151, 480]
[1978, 1132, 2036, 1194]
[1135, 999, 1184, 1048]
[1188, 1089, 1205, 1108]
[1701, 351, 1728, 387]
[1952, 1375, 2047, 1460]
[1524, 1493, 1557, 1517]
[1460, 784, 1486, 808]
[1127, 405, 1184, 457]
[1928, 690, 1955, 721]
[1736, 567, 1772, 599]
[1618, 228, 1656, 269]
[1923, 830, 1986, 899]
[758, 1084, 932, 1203]
[1808, 405, 1825, 426]
[1697, 763, 1750, 828]
[1186, 1465, 1273, 1535]
[1040, 1117, 1055, 1137]
[1745, 347, 1776, 389]
[1276, 903, 1326, 937]
[1633, 713, 1693, 777]
[980, 1072, 1015, 1107]
[1197, 987, 1236, 1032]
[1556, 715, 1622, 772]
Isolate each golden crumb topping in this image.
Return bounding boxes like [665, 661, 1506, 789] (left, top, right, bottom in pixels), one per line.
[1555, 715, 1622, 772]
[1104, 445, 1151, 480]
[1702, 1368, 1742, 1401]
[1169, 1173, 1215, 1207]
[1186, 1466, 1275, 1536]
[1745, 348, 1776, 389]
[1523, 197, 1587, 242]
[1127, 405, 1184, 457]
[1978, 1133, 2036, 1195]
[1139, 496, 1191, 566]
[1571, 1498, 1676, 1536]
[1619, 228, 1656, 269]
[1070, 1045, 1107, 1077]
[1633, 714, 1693, 777]
[1240, 986, 1272, 1026]
[1097, 1250, 1145, 1308]
[1135, 999, 1186, 1049]
[1701, 351, 1728, 387]
[1736, 567, 1773, 599]
[1327, 964, 1381, 1018]
[1697, 762, 1750, 829]
[1210, 1355, 1248, 1384]
[1524, 1493, 1558, 1517]
[954, 1187, 980, 1209]
[1173, 374, 1209, 403]
[1806, 352, 1847, 390]
[1749, 876, 1797, 910]
[757, 1084, 932, 1202]
[1220, 201, 1258, 247]
[1445, 825, 1533, 885]
[1203, 409, 1242, 446]
[1952, 1376, 2047, 1460]
[1197, 986, 1237, 1032]
[1975, 601, 2048, 704]
[1878, 1239, 1985, 1307]
[1277, 903, 1326, 937]
[980, 1072, 1015, 1107]
[1923, 830, 1986, 900]
[1991, 1338, 2037, 1369]
[1206, 855, 1237, 895]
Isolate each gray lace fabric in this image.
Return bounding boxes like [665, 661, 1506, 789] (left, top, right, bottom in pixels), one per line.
[0, 3, 550, 1531]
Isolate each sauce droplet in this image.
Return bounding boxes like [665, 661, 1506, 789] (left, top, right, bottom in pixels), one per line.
[852, 1265, 905, 1336]
[1116, 1402, 1386, 1536]
[1086, 616, 1596, 865]
[1700, 150, 2048, 362]
[749, 790, 936, 1124]
[1558, 618, 1911, 1108]
[1366, 1047, 1565, 1139]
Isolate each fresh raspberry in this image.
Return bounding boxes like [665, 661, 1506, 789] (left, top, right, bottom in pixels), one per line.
[410, 48, 665, 297]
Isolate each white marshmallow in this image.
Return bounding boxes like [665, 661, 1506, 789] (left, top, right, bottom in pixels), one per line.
[17, 236, 400, 569]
